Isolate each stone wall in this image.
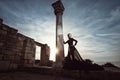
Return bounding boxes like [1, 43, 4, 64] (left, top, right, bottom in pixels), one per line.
[0, 19, 18, 71]
[40, 44, 50, 66]
[16, 33, 36, 67]
[0, 19, 50, 71]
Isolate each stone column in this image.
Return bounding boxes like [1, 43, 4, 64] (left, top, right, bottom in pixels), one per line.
[52, 0, 65, 68]
[40, 44, 50, 66]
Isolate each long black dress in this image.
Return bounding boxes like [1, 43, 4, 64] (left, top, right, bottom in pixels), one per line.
[64, 38, 83, 61]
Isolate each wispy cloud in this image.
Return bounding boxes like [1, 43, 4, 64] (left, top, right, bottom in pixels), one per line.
[0, 0, 120, 65]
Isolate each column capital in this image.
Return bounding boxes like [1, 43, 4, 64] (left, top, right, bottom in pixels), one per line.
[52, 0, 64, 15]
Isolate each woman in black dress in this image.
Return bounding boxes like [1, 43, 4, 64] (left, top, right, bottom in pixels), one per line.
[63, 33, 77, 60]
[64, 33, 83, 61]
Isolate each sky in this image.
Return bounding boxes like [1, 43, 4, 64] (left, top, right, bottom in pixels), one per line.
[0, 0, 120, 66]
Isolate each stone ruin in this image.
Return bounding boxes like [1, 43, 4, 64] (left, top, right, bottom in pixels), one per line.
[0, 18, 50, 71]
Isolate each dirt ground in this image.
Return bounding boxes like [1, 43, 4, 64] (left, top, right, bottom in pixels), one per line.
[0, 70, 120, 80]
[0, 71, 74, 80]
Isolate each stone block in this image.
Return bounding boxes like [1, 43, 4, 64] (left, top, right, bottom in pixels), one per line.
[28, 60, 34, 64]
[3, 56, 9, 60]
[6, 45, 16, 50]
[0, 29, 7, 35]
[25, 50, 34, 54]
[1, 25, 8, 31]
[9, 55, 15, 60]
[0, 54, 3, 60]
[24, 59, 29, 64]
[24, 47, 32, 51]
[17, 42, 25, 47]
[7, 34, 16, 39]
[0, 42, 3, 46]
[9, 63, 18, 69]
[24, 54, 34, 59]
[0, 61, 10, 71]
[8, 27, 18, 34]
[6, 38, 17, 44]
[2, 24, 17, 34]
[4, 50, 15, 55]
[3, 54, 15, 60]
[0, 39, 6, 43]
[15, 52, 22, 56]
[0, 49, 5, 54]
[24, 63, 33, 67]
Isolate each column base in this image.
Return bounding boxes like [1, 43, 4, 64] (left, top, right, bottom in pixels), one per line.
[52, 62, 63, 70]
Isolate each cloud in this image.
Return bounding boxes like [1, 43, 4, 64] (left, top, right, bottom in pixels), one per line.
[97, 6, 120, 33]
[0, 0, 120, 64]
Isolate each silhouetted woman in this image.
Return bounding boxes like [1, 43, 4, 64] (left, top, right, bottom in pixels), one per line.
[64, 33, 83, 61]
[63, 33, 77, 60]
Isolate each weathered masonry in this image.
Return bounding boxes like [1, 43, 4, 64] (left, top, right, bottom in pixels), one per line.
[0, 19, 50, 71]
